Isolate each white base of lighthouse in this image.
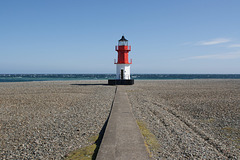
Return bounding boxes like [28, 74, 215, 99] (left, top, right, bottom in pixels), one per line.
[116, 64, 131, 80]
[108, 63, 134, 85]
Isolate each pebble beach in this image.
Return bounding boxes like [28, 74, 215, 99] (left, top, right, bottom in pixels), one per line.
[0, 80, 239, 159]
[0, 81, 116, 159]
[127, 80, 240, 159]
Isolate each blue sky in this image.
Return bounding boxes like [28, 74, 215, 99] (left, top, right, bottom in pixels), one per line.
[1, 0, 240, 74]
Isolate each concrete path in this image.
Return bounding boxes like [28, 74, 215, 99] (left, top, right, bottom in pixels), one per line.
[96, 86, 149, 160]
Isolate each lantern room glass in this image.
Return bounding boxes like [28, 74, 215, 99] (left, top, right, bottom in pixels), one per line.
[118, 36, 128, 46]
[118, 40, 128, 46]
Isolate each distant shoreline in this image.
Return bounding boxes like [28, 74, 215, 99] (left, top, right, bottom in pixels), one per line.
[1, 74, 240, 83]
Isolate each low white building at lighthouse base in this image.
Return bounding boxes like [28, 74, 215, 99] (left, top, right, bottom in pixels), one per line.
[116, 64, 131, 80]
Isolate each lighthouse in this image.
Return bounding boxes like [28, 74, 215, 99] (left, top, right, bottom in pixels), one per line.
[108, 36, 134, 85]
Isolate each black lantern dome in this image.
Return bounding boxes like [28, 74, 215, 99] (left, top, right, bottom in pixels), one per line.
[118, 35, 128, 46]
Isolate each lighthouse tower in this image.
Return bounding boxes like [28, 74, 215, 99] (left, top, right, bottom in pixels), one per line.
[115, 36, 131, 80]
[108, 36, 134, 85]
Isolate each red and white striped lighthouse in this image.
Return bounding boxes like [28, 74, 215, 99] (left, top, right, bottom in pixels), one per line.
[108, 36, 134, 85]
[115, 36, 132, 80]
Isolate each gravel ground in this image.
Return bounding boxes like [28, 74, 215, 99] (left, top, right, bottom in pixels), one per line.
[0, 80, 116, 159]
[1, 80, 239, 159]
[127, 80, 240, 159]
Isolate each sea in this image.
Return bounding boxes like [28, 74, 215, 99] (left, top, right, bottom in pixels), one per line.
[0, 74, 240, 83]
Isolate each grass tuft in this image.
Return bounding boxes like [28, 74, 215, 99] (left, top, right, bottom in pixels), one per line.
[65, 135, 99, 160]
[137, 120, 160, 157]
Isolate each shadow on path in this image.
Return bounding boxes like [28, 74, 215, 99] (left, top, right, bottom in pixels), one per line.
[92, 86, 117, 159]
[92, 116, 109, 159]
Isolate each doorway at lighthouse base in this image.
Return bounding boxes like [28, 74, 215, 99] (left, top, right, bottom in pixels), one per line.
[116, 64, 131, 80]
[108, 64, 134, 85]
